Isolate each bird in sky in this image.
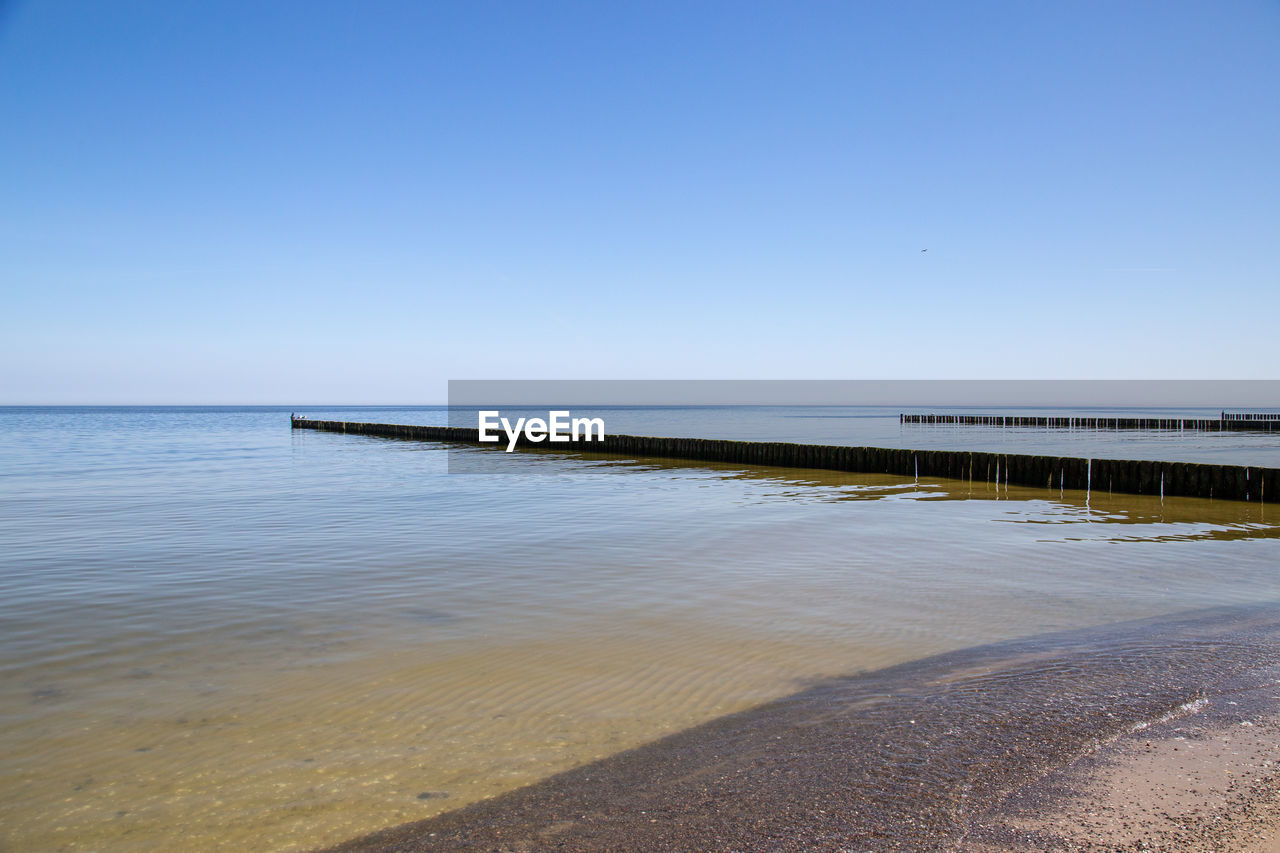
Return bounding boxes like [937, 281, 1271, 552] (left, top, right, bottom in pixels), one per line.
[921, 248, 928, 252]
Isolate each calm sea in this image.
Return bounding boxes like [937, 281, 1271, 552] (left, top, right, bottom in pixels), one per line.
[1, 406, 1278, 850]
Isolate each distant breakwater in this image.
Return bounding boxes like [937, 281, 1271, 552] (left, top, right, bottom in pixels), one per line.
[291, 417, 1276, 504]
[901, 412, 1280, 431]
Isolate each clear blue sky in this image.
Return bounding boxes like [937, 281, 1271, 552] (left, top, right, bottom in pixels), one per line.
[2, 1, 1277, 403]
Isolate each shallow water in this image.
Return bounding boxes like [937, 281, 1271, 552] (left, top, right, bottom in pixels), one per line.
[1, 407, 1278, 851]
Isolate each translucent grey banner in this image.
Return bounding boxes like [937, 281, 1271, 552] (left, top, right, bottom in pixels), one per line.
[441, 380, 1280, 473]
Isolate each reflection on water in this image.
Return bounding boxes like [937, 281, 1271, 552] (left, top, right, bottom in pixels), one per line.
[0, 408, 1278, 852]
[549, 449, 1276, 543]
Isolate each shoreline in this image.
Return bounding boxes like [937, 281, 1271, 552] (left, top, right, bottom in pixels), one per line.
[964, 688, 1280, 851]
[321, 605, 1280, 852]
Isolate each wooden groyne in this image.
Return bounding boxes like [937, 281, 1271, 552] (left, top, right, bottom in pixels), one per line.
[291, 417, 1276, 504]
[900, 413, 1280, 431]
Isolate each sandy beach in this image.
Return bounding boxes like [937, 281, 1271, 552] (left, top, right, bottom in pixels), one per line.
[322, 606, 1280, 852]
[964, 686, 1280, 851]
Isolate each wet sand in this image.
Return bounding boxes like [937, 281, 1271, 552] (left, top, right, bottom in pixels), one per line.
[963, 685, 1280, 851]
[323, 605, 1280, 852]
